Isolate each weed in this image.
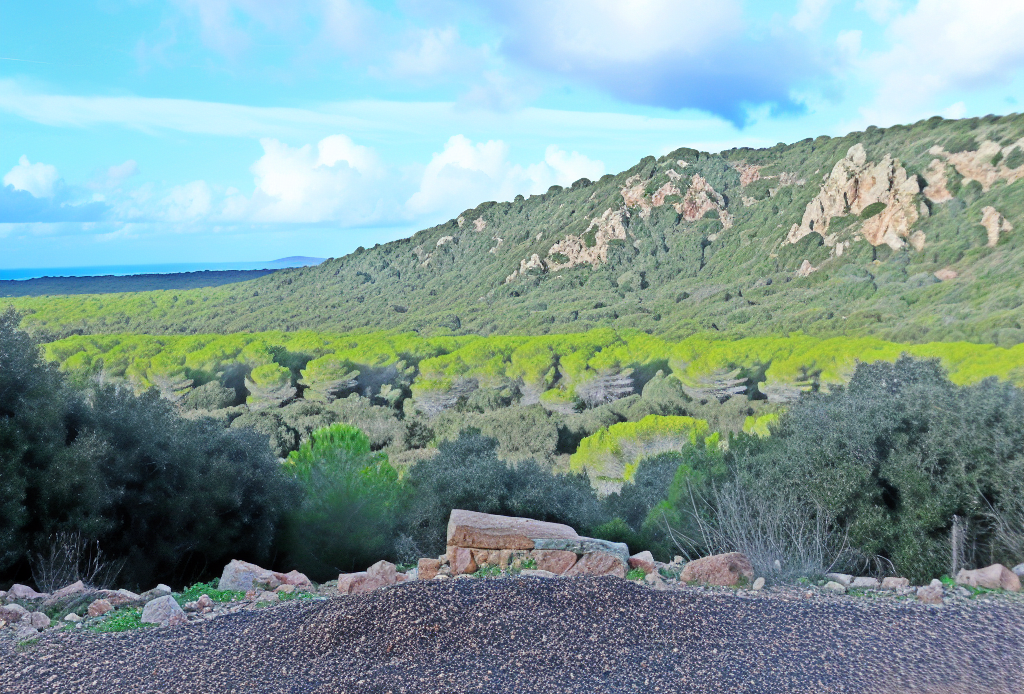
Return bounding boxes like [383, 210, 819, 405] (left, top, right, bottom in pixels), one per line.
[174, 580, 245, 606]
[472, 565, 502, 579]
[521, 558, 537, 570]
[89, 607, 154, 634]
[626, 568, 646, 581]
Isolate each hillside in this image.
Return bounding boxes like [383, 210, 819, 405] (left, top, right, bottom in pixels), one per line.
[7, 114, 1024, 346]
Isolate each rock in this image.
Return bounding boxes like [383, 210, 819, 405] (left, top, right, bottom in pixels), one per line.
[446, 509, 580, 551]
[417, 558, 441, 581]
[644, 572, 670, 591]
[450, 547, 478, 576]
[51, 581, 87, 601]
[520, 570, 558, 579]
[98, 589, 140, 607]
[825, 573, 853, 587]
[15, 625, 38, 640]
[823, 581, 847, 594]
[532, 550, 578, 575]
[196, 595, 214, 611]
[254, 590, 279, 604]
[628, 551, 656, 575]
[8, 584, 47, 600]
[532, 538, 630, 566]
[471, 549, 490, 567]
[565, 551, 627, 579]
[140, 595, 187, 627]
[63, 613, 82, 623]
[337, 572, 369, 594]
[498, 549, 513, 570]
[218, 559, 311, 592]
[367, 560, 398, 584]
[934, 268, 957, 281]
[980, 206, 1013, 247]
[337, 560, 404, 595]
[881, 577, 910, 590]
[0, 603, 28, 624]
[137, 585, 172, 603]
[752, 577, 765, 591]
[851, 577, 880, 589]
[956, 564, 1021, 592]
[680, 553, 755, 587]
[87, 599, 114, 618]
[1013, 563, 1024, 578]
[955, 586, 972, 599]
[917, 579, 945, 605]
[275, 584, 296, 595]
[28, 612, 50, 629]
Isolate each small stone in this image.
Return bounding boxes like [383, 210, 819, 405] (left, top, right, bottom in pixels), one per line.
[881, 577, 910, 590]
[645, 572, 669, 591]
[197, 594, 214, 611]
[955, 586, 971, 598]
[87, 599, 114, 618]
[63, 613, 82, 623]
[28, 612, 50, 629]
[822, 581, 847, 594]
[628, 551, 656, 575]
[256, 590, 279, 603]
[752, 577, 765, 591]
[673, 556, 684, 565]
[773, 559, 782, 572]
[15, 625, 38, 640]
[917, 579, 945, 605]
[275, 584, 296, 595]
[825, 573, 853, 587]
[680, 553, 755, 587]
[1013, 563, 1024, 578]
[417, 558, 441, 581]
[520, 569, 558, 579]
[851, 577, 880, 589]
[140, 595, 187, 627]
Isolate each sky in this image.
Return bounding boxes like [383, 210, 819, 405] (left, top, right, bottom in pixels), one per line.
[2, 0, 1024, 270]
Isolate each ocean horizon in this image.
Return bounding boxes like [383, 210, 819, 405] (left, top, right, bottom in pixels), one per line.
[0, 258, 324, 281]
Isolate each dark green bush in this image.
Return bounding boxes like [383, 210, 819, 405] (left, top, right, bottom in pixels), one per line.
[279, 424, 404, 580]
[400, 434, 606, 555]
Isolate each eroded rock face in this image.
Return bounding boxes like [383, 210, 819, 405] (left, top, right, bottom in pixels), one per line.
[680, 552, 755, 587]
[927, 139, 1024, 194]
[531, 550, 578, 575]
[446, 509, 580, 551]
[565, 551, 627, 578]
[980, 206, 1013, 247]
[956, 564, 1021, 592]
[541, 208, 630, 275]
[676, 174, 733, 229]
[788, 143, 921, 251]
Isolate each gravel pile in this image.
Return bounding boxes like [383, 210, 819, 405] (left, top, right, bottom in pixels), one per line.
[4, 576, 1023, 693]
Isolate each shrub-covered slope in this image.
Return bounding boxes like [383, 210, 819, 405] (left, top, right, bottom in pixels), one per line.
[9, 114, 1024, 345]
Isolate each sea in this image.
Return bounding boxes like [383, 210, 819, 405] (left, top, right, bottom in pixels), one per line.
[0, 258, 324, 281]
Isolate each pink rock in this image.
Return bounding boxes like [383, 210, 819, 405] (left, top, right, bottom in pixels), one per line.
[275, 584, 296, 595]
[276, 570, 313, 590]
[367, 560, 398, 584]
[680, 553, 755, 587]
[337, 572, 369, 594]
[140, 595, 187, 627]
[446, 509, 580, 550]
[532, 550, 578, 575]
[917, 580, 944, 605]
[418, 558, 441, 581]
[8, 584, 46, 600]
[88, 599, 114, 617]
[0, 603, 28, 624]
[565, 551, 627, 578]
[218, 559, 312, 592]
[51, 581, 87, 600]
[956, 564, 1021, 592]
[28, 612, 50, 629]
[881, 577, 910, 590]
[628, 551, 656, 575]
[471, 549, 490, 566]
[337, 562, 402, 595]
[450, 547, 478, 576]
[196, 594, 214, 611]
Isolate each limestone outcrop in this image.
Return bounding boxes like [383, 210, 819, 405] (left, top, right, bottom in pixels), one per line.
[787, 143, 921, 251]
[980, 206, 1013, 247]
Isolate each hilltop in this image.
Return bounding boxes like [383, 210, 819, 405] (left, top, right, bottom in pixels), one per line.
[7, 114, 1024, 346]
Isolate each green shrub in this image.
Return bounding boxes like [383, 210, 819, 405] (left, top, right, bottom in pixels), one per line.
[1004, 147, 1024, 169]
[280, 424, 404, 579]
[860, 202, 887, 219]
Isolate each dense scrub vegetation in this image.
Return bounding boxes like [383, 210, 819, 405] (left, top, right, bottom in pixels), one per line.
[4, 313, 1024, 587]
[7, 115, 1024, 345]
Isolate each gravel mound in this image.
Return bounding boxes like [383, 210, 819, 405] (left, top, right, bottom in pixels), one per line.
[4, 577, 1024, 693]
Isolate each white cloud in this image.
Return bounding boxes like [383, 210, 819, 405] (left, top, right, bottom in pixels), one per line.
[4, 155, 60, 198]
[856, 0, 900, 23]
[390, 27, 466, 78]
[863, 0, 1024, 121]
[162, 181, 214, 222]
[228, 134, 387, 224]
[107, 160, 139, 181]
[837, 30, 862, 61]
[943, 101, 967, 119]
[407, 135, 604, 216]
[791, 0, 835, 32]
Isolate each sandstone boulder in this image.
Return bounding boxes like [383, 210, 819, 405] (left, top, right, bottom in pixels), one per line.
[565, 551, 627, 579]
[825, 573, 853, 587]
[1013, 563, 1024, 578]
[449, 547, 478, 576]
[532, 538, 630, 565]
[8, 584, 47, 600]
[917, 579, 945, 605]
[337, 560, 406, 594]
[50, 581, 87, 601]
[851, 577, 880, 589]
[137, 585, 172, 603]
[532, 550, 578, 575]
[956, 564, 1021, 592]
[417, 558, 441, 581]
[628, 551, 656, 575]
[219, 560, 312, 593]
[752, 577, 765, 591]
[823, 581, 847, 594]
[520, 569, 558, 579]
[881, 577, 910, 590]
[87, 599, 114, 617]
[141, 595, 187, 627]
[0, 603, 28, 624]
[447, 509, 579, 550]
[681, 553, 754, 587]
[28, 612, 50, 629]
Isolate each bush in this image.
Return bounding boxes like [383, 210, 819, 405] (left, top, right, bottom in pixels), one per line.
[279, 424, 404, 579]
[400, 434, 606, 556]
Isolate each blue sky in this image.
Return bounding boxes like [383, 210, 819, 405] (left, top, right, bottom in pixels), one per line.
[2, 0, 1024, 269]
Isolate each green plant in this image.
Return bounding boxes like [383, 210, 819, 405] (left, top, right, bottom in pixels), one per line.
[859, 202, 887, 219]
[626, 568, 646, 580]
[520, 558, 537, 570]
[174, 580, 246, 605]
[473, 564, 502, 578]
[89, 607, 154, 634]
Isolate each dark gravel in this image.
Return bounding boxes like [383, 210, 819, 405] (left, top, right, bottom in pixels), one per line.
[4, 577, 1024, 693]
